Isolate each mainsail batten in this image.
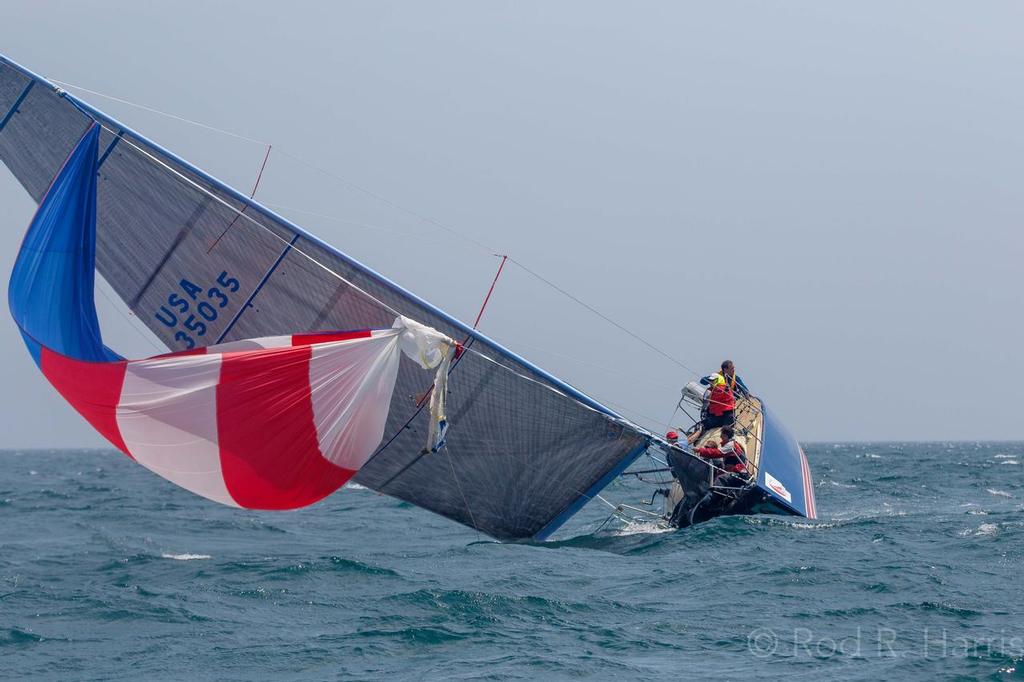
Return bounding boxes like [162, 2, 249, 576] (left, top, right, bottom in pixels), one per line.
[0, 54, 650, 540]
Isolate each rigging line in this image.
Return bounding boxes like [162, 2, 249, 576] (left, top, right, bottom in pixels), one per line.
[624, 467, 673, 476]
[506, 257, 702, 379]
[593, 399, 670, 434]
[372, 254, 504, 527]
[48, 79, 270, 145]
[360, 250, 507, 456]
[85, 120, 653, 442]
[593, 511, 618, 535]
[493, 337, 680, 391]
[363, 336, 481, 488]
[47, 79, 496, 253]
[260, 203, 422, 239]
[665, 393, 683, 434]
[445, 447, 482, 541]
[54, 78, 706, 392]
[264, 147, 498, 256]
[639, 449, 673, 486]
[472, 255, 507, 329]
[77, 119, 670, 525]
[367, 253, 506, 486]
[206, 143, 273, 253]
[645, 452, 668, 467]
[92, 120, 404, 320]
[103, 107, 641, 438]
[676, 401, 699, 429]
[616, 503, 665, 518]
[94, 278, 164, 353]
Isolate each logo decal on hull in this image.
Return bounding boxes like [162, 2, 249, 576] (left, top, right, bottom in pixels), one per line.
[764, 471, 792, 503]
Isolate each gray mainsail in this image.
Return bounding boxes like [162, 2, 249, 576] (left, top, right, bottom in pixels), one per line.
[0, 55, 650, 540]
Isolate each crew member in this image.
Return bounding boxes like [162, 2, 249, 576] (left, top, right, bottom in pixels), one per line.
[702, 371, 735, 430]
[718, 360, 750, 397]
[704, 360, 749, 397]
[694, 426, 749, 488]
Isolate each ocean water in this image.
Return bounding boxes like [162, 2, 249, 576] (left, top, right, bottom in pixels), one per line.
[1, 442, 1022, 681]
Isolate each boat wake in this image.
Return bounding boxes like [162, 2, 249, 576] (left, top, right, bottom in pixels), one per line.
[599, 520, 675, 537]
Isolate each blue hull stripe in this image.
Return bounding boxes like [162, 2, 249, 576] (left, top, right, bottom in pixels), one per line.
[533, 438, 651, 541]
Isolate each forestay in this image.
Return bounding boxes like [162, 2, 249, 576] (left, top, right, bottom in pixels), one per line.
[0, 55, 650, 540]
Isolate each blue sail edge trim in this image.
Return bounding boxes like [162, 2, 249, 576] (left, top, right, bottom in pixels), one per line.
[0, 52, 628, 424]
[532, 438, 651, 541]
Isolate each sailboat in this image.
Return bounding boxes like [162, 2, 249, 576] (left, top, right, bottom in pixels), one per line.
[0, 53, 816, 541]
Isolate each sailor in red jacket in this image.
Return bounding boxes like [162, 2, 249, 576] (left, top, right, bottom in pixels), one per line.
[697, 370, 736, 438]
[707, 378, 735, 419]
[694, 426, 750, 487]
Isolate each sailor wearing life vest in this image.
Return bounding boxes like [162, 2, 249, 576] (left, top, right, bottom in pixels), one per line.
[702, 369, 736, 430]
[694, 426, 750, 488]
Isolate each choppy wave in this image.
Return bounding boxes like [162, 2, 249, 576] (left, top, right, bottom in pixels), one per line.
[2, 442, 1023, 680]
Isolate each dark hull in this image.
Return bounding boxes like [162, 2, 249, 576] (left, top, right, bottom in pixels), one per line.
[668, 481, 798, 528]
[664, 399, 816, 528]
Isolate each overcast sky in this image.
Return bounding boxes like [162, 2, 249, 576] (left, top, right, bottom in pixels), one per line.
[1, 1, 1021, 446]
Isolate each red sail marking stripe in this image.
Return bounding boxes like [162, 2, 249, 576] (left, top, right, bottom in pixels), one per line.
[291, 330, 373, 346]
[800, 448, 817, 519]
[799, 450, 811, 518]
[216, 345, 355, 509]
[807, 454, 817, 518]
[39, 348, 131, 457]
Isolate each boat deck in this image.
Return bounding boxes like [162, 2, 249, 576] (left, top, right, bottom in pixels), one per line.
[691, 393, 764, 480]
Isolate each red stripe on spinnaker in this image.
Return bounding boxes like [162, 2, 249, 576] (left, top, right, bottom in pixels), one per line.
[291, 330, 372, 346]
[216, 346, 355, 509]
[39, 348, 131, 457]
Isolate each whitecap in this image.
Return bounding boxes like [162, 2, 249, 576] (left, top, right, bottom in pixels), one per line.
[161, 553, 211, 561]
[346, 483, 368, 491]
[999, 460, 1019, 465]
[745, 517, 838, 529]
[606, 520, 674, 536]
[987, 489, 1013, 498]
